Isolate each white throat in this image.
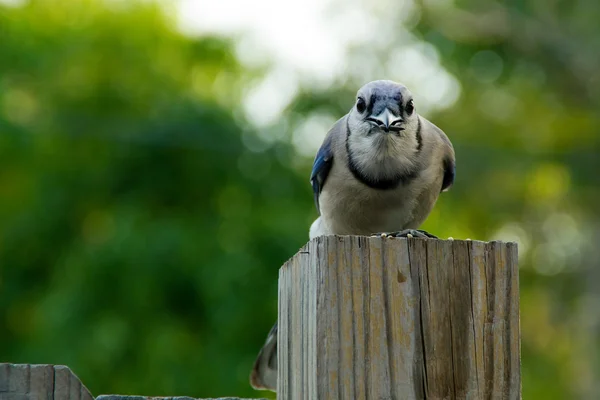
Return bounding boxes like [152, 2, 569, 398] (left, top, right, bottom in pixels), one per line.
[347, 124, 418, 181]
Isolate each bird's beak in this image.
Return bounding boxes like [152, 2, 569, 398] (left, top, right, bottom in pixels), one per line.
[366, 109, 404, 133]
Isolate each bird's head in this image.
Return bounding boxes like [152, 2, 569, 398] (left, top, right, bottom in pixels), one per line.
[347, 80, 419, 142]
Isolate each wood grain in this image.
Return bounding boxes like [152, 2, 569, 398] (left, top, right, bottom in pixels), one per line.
[277, 236, 520, 400]
[96, 397, 264, 400]
[0, 363, 264, 400]
[0, 363, 93, 400]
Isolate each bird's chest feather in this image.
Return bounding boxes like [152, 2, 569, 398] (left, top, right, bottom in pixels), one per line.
[319, 167, 428, 234]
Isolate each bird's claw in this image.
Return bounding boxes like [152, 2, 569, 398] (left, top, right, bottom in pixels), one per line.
[372, 229, 438, 239]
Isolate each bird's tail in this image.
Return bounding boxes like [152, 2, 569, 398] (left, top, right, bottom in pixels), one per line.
[250, 322, 278, 392]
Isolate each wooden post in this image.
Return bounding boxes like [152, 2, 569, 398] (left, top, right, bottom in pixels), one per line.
[0, 363, 266, 400]
[277, 235, 520, 399]
[0, 363, 94, 400]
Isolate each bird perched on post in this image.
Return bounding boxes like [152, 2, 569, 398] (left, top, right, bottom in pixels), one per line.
[250, 79, 455, 391]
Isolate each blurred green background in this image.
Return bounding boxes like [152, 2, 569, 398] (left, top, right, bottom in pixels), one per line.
[1, 0, 599, 398]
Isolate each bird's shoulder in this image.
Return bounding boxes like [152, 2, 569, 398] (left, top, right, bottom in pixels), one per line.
[419, 115, 453, 150]
[418, 115, 455, 192]
[310, 115, 347, 213]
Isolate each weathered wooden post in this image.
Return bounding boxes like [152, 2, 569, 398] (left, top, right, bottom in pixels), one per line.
[0, 364, 94, 400]
[0, 363, 267, 400]
[277, 235, 520, 399]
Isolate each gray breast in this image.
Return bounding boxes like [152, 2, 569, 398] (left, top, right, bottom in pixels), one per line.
[318, 168, 426, 235]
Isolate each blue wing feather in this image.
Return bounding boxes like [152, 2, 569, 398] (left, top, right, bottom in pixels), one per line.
[310, 134, 334, 214]
[441, 156, 455, 192]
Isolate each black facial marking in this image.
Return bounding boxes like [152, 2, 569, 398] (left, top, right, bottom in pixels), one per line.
[393, 93, 404, 114]
[365, 89, 403, 117]
[366, 93, 377, 116]
[416, 117, 423, 152]
[346, 115, 351, 139]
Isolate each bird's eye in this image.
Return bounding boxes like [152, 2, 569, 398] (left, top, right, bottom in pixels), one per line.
[356, 97, 366, 113]
[405, 99, 415, 115]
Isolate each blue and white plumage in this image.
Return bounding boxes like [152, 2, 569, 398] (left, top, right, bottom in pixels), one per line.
[250, 80, 455, 391]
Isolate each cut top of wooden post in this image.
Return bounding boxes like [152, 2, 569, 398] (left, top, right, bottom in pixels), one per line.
[0, 363, 94, 400]
[277, 235, 520, 400]
[0, 363, 267, 400]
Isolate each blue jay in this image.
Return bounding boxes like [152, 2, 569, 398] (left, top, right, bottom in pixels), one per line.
[250, 80, 455, 391]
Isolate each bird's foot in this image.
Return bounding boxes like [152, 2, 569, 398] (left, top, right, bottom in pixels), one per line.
[372, 229, 438, 239]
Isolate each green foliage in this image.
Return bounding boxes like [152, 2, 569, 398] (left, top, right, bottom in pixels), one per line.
[0, 0, 599, 399]
[0, 1, 308, 398]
